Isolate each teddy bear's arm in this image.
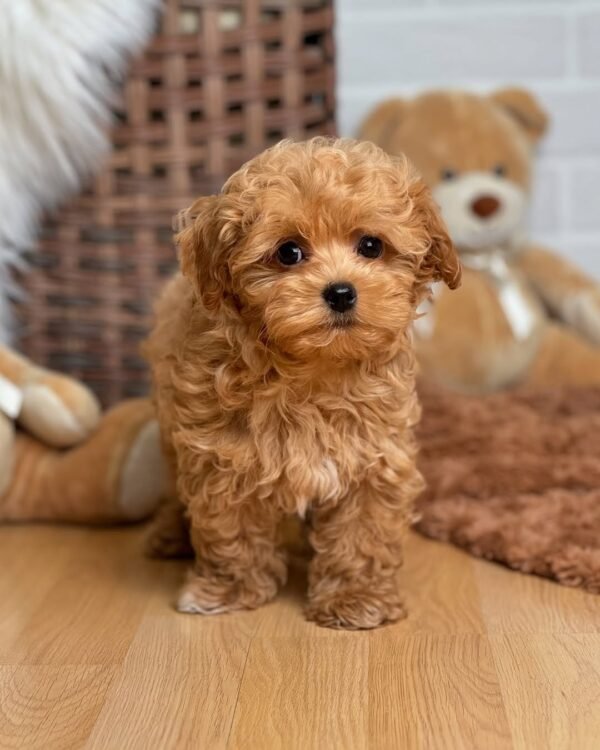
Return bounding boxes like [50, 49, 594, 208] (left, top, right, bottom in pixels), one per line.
[516, 244, 600, 346]
[0, 342, 101, 447]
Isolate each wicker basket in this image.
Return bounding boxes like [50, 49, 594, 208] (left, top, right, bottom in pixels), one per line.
[20, 0, 335, 405]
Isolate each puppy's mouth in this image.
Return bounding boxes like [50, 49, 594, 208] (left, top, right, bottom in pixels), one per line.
[327, 315, 356, 330]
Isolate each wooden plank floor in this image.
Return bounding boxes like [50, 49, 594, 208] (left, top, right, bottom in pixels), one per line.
[1, 525, 599, 750]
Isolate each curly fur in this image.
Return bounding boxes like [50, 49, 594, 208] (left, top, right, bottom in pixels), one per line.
[145, 138, 460, 630]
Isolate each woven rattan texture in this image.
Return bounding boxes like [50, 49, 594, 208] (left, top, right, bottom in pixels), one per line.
[20, 0, 335, 405]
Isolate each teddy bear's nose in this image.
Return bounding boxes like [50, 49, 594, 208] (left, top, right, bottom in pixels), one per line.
[471, 194, 501, 219]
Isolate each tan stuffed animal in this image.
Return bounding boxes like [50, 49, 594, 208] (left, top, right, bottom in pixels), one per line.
[0, 344, 165, 522]
[360, 88, 600, 392]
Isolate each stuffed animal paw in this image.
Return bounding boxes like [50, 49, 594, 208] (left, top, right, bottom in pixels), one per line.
[1, 345, 100, 447]
[0, 412, 15, 498]
[518, 246, 600, 347]
[0, 343, 165, 523]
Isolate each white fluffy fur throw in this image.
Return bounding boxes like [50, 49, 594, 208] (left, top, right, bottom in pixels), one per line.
[0, 0, 160, 342]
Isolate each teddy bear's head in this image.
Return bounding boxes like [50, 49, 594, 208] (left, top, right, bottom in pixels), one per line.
[359, 88, 548, 252]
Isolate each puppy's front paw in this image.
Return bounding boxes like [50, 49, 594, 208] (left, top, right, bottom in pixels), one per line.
[176, 569, 281, 615]
[306, 589, 407, 630]
[177, 587, 230, 615]
[176, 575, 235, 615]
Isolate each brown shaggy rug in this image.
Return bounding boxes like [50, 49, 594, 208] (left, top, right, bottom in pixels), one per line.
[416, 384, 600, 593]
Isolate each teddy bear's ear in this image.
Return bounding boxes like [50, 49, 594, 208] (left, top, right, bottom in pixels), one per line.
[490, 87, 548, 143]
[358, 98, 406, 151]
[174, 195, 240, 317]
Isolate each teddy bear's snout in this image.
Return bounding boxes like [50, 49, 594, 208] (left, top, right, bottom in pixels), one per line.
[471, 194, 501, 219]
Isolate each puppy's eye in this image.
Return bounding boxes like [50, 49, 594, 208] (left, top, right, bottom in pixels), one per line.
[494, 164, 506, 177]
[441, 168, 457, 181]
[357, 235, 383, 259]
[276, 241, 305, 266]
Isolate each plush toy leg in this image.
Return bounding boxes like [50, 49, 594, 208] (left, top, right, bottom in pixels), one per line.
[0, 344, 100, 448]
[0, 414, 15, 498]
[525, 323, 600, 387]
[0, 399, 165, 523]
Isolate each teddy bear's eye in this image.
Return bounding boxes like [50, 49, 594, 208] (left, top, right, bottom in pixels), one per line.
[494, 164, 506, 177]
[276, 241, 305, 266]
[441, 168, 457, 181]
[357, 235, 383, 259]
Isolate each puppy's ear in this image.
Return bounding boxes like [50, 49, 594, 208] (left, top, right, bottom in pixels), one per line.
[490, 87, 548, 143]
[358, 98, 405, 151]
[174, 195, 239, 315]
[411, 179, 461, 290]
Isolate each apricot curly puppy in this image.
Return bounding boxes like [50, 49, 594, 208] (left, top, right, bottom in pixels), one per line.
[145, 138, 460, 629]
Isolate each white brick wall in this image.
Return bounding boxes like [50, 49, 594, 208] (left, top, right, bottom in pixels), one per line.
[336, 0, 600, 277]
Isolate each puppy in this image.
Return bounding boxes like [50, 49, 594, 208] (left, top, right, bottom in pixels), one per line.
[145, 137, 460, 629]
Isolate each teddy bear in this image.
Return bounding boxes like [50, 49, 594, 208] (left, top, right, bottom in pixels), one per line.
[360, 87, 600, 393]
[0, 342, 165, 523]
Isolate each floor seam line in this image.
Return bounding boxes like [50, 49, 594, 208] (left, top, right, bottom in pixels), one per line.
[225, 621, 260, 749]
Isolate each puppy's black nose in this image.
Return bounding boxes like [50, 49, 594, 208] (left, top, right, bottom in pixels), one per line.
[323, 282, 357, 313]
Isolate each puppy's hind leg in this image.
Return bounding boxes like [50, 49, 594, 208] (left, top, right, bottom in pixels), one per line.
[145, 496, 193, 559]
[145, 438, 193, 559]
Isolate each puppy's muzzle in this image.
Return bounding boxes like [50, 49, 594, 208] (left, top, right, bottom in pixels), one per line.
[322, 282, 357, 313]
